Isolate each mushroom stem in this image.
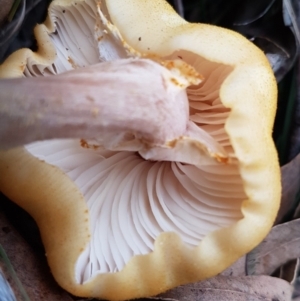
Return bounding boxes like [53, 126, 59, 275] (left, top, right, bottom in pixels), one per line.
[0, 58, 190, 149]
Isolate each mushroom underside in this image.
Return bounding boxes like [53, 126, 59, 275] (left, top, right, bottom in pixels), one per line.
[15, 0, 245, 284]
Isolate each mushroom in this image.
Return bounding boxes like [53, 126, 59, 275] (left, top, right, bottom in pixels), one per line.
[0, 0, 281, 300]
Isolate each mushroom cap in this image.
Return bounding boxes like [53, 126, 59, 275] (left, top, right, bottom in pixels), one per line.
[0, 0, 280, 300]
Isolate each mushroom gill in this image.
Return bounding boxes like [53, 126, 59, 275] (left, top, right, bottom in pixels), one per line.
[0, 0, 280, 299]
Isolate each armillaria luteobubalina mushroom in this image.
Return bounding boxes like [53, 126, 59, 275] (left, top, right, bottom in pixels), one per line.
[0, 0, 281, 300]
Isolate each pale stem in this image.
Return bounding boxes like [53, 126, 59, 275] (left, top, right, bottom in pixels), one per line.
[0, 58, 189, 149]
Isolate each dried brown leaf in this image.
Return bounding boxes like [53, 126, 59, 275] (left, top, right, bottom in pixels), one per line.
[276, 153, 300, 223]
[0, 0, 14, 26]
[247, 218, 300, 276]
[292, 260, 300, 299]
[276, 258, 299, 283]
[141, 275, 292, 301]
[272, 258, 299, 288]
[294, 202, 300, 219]
[0, 210, 73, 301]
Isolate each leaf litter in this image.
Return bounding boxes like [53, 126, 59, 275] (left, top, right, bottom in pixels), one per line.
[142, 275, 293, 301]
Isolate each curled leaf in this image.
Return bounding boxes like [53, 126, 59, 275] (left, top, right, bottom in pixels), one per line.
[145, 275, 293, 301]
[247, 218, 300, 276]
[273, 258, 299, 284]
[276, 152, 300, 223]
